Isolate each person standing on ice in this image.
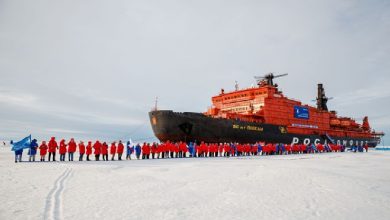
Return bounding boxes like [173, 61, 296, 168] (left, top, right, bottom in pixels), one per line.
[364, 144, 369, 152]
[152, 142, 158, 159]
[193, 142, 198, 157]
[86, 141, 92, 161]
[48, 137, 58, 161]
[117, 140, 124, 160]
[223, 143, 230, 157]
[257, 143, 263, 156]
[59, 139, 67, 161]
[67, 138, 77, 161]
[179, 141, 187, 158]
[188, 142, 194, 157]
[13, 140, 23, 163]
[126, 141, 133, 160]
[93, 140, 101, 161]
[110, 142, 117, 161]
[39, 141, 48, 161]
[78, 141, 85, 161]
[102, 142, 109, 161]
[135, 143, 141, 159]
[28, 139, 38, 162]
[145, 143, 151, 159]
[157, 143, 163, 159]
[141, 143, 147, 159]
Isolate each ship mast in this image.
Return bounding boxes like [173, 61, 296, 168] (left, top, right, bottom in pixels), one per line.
[154, 96, 158, 111]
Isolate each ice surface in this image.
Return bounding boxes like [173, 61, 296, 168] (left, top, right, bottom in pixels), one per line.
[1, 146, 390, 220]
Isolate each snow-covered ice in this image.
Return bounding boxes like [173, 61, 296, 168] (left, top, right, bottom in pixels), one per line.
[1, 147, 390, 220]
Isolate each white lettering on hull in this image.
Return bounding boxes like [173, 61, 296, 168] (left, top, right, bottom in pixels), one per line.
[290, 137, 371, 146]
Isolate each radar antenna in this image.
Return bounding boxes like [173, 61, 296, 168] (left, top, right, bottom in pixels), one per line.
[254, 72, 288, 86]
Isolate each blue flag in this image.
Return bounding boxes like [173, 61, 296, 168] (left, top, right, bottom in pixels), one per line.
[11, 135, 32, 151]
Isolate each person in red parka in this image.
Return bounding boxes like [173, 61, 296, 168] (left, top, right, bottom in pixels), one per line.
[117, 140, 124, 160]
[236, 144, 242, 156]
[251, 144, 258, 156]
[78, 141, 85, 161]
[110, 142, 117, 160]
[317, 143, 324, 153]
[156, 143, 162, 159]
[218, 143, 223, 157]
[141, 142, 149, 159]
[224, 144, 230, 157]
[39, 141, 48, 161]
[67, 138, 77, 161]
[48, 137, 58, 161]
[151, 143, 157, 159]
[93, 140, 102, 161]
[59, 139, 67, 161]
[102, 142, 109, 161]
[164, 142, 169, 158]
[205, 143, 209, 157]
[182, 142, 188, 158]
[86, 141, 92, 161]
[144, 143, 151, 159]
[285, 144, 291, 154]
[290, 144, 296, 154]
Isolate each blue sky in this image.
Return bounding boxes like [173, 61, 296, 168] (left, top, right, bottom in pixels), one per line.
[0, 0, 389, 144]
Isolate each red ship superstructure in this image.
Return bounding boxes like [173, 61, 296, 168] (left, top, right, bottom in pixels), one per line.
[205, 73, 383, 141]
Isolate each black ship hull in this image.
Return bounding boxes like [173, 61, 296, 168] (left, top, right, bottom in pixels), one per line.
[149, 110, 379, 147]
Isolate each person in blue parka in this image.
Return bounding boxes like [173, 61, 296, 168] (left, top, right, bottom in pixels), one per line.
[28, 139, 38, 162]
[188, 142, 194, 157]
[257, 143, 262, 155]
[14, 140, 23, 163]
[135, 143, 141, 160]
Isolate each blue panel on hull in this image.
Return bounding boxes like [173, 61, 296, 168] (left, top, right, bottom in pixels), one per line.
[294, 106, 309, 119]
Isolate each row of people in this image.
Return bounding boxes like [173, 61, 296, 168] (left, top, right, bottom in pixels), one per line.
[16, 137, 367, 162]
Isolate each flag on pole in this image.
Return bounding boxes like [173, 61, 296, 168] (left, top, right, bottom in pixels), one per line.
[129, 138, 133, 146]
[11, 135, 32, 151]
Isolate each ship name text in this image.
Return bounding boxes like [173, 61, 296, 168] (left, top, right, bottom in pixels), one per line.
[233, 124, 263, 132]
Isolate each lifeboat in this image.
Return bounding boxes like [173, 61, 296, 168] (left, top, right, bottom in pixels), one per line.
[330, 119, 341, 126]
[340, 119, 351, 127]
